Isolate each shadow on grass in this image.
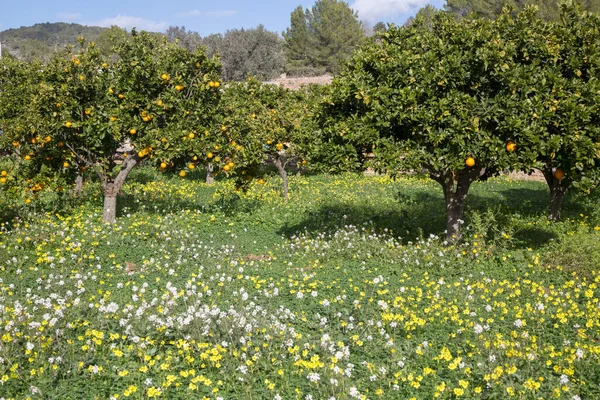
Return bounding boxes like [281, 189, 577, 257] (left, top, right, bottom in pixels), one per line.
[278, 183, 591, 249]
[115, 190, 263, 219]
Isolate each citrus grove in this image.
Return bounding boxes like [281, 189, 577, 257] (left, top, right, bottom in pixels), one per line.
[0, 3, 600, 399]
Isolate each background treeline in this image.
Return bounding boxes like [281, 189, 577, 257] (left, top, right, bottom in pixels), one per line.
[1, 0, 599, 81]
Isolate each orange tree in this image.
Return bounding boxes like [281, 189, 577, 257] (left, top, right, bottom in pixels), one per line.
[1, 32, 224, 222]
[221, 78, 312, 201]
[0, 54, 69, 212]
[497, 5, 600, 220]
[318, 11, 522, 242]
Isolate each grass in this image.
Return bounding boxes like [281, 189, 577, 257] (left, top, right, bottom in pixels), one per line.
[0, 169, 599, 399]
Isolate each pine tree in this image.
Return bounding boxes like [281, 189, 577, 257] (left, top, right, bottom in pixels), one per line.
[283, 6, 315, 74]
[283, 0, 364, 75]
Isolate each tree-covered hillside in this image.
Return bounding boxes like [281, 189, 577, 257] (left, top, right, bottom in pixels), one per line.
[0, 23, 106, 61]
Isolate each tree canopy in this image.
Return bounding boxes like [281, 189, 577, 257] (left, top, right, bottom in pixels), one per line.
[444, 0, 600, 20]
[283, 0, 364, 75]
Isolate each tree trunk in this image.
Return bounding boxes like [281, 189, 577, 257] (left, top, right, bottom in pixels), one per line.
[74, 174, 84, 197]
[206, 163, 215, 185]
[431, 167, 485, 243]
[274, 157, 289, 202]
[542, 168, 569, 221]
[100, 156, 138, 223]
[102, 186, 118, 223]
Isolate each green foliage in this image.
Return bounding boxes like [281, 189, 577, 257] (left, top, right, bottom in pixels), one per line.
[165, 26, 203, 51]
[319, 4, 600, 235]
[444, 0, 600, 20]
[95, 25, 130, 56]
[219, 25, 285, 81]
[497, 6, 600, 193]
[168, 25, 285, 82]
[221, 78, 313, 188]
[283, 0, 364, 75]
[0, 32, 225, 222]
[321, 10, 513, 176]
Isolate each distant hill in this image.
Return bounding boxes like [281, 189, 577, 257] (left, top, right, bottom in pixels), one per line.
[0, 22, 107, 62]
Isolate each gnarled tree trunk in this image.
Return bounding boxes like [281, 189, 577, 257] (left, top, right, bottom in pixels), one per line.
[273, 156, 289, 202]
[431, 167, 486, 243]
[206, 163, 215, 185]
[100, 156, 138, 223]
[542, 167, 569, 221]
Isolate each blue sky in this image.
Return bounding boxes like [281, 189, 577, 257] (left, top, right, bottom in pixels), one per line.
[0, 0, 445, 36]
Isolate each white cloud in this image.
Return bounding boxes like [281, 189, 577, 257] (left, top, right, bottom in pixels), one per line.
[178, 10, 238, 17]
[57, 12, 81, 22]
[351, 0, 431, 21]
[91, 15, 168, 32]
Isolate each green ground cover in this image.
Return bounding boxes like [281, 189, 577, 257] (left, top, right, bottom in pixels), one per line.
[0, 171, 599, 399]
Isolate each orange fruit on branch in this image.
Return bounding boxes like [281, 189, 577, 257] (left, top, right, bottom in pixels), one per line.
[465, 157, 475, 167]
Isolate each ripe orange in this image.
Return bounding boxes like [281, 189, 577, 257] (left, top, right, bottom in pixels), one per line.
[160, 162, 167, 169]
[102, 63, 108, 68]
[188, 133, 195, 139]
[276, 143, 284, 151]
[465, 157, 476, 167]
[175, 85, 185, 91]
[506, 142, 516, 152]
[1, 170, 7, 176]
[118, 94, 124, 99]
[301, 160, 307, 166]
[179, 170, 186, 177]
[65, 121, 73, 128]
[188, 163, 196, 169]
[161, 73, 169, 81]
[130, 128, 137, 134]
[25, 198, 31, 204]
[63, 162, 69, 168]
[156, 99, 163, 107]
[554, 168, 565, 180]
[221, 125, 227, 131]
[0, 177, 6, 184]
[85, 109, 91, 115]
[209, 81, 215, 88]
[207, 152, 213, 159]
[214, 81, 220, 88]
[223, 165, 231, 171]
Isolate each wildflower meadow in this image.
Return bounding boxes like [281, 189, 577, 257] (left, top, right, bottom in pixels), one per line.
[0, 170, 599, 399]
